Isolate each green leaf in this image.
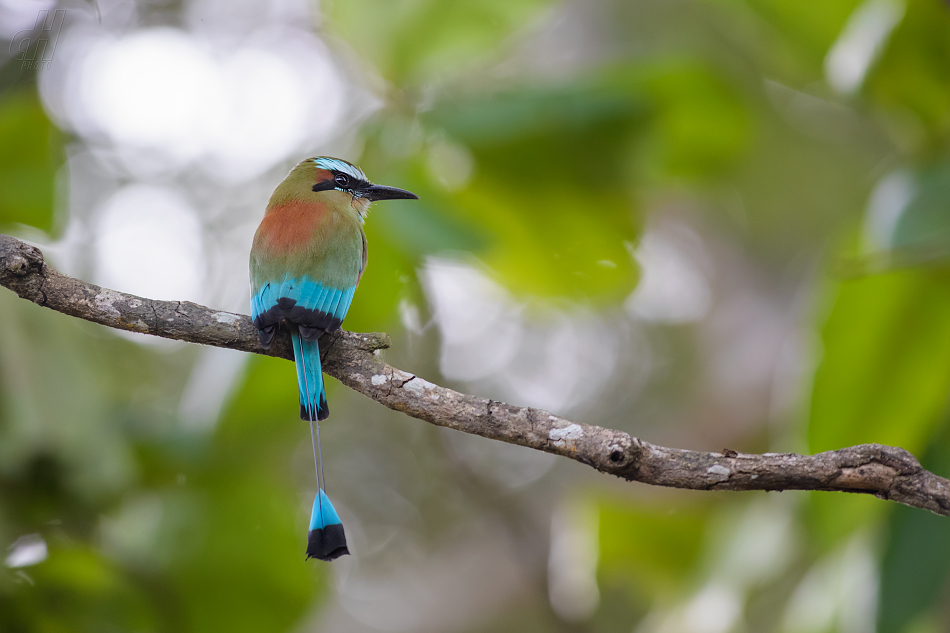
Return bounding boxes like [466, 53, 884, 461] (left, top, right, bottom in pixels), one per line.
[598, 497, 710, 598]
[806, 269, 950, 543]
[877, 431, 950, 633]
[419, 80, 647, 302]
[0, 88, 62, 234]
[326, 0, 553, 84]
[740, 0, 864, 71]
[809, 270, 950, 454]
[635, 61, 751, 179]
[892, 161, 950, 250]
[866, 0, 950, 145]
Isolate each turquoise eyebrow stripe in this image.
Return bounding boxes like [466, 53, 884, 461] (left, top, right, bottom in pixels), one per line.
[313, 157, 367, 183]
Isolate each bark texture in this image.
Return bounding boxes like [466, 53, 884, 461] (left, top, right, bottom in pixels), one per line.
[2, 233, 948, 516]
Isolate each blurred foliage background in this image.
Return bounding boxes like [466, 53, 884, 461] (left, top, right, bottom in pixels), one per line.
[1, 0, 950, 631]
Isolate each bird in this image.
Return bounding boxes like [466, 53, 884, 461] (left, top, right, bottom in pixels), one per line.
[249, 157, 417, 561]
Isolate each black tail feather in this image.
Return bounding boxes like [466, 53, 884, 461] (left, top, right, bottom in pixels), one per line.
[300, 391, 329, 422]
[306, 524, 349, 561]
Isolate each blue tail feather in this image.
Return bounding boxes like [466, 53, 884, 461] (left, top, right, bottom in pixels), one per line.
[291, 330, 327, 421]
[309, 489, 342, 530]
[307, 490, 349, 561]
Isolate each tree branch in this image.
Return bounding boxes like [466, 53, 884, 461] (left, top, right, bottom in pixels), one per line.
[2, 233, 948, 516]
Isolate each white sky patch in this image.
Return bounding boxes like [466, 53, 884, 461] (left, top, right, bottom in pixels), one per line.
[422, 257, 624, 413]
[626, 228, 711, 324]
[0, 0, 56, 40]
[423, 258, 522, 382]
[427, 137, 475, 191]
[825, 0, 905, 95]
[683, 584, 743, 633]
[5, 534, 48, 568]
[80, 30, 223, 163]
[329, 526, 529, 633]
[505, 314, 615, 412]
[211, 47, 311, 180]
[48, 24, 346, 181]
[715, 498, 798, 587]
[864, 170, 916, 250]
[781, 534, 878, 633]
[94, 184, 205, 304]
[100, 494, 165, 565]
[636, 497, 800, 633]
[444, 431, 556, 489]
[548, 499, 600, 622]
[399, 299, 424, 335]
[178, 347, 249, 432]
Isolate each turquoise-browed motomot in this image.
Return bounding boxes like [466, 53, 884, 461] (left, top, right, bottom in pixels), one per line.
[249, 156, 417, 561]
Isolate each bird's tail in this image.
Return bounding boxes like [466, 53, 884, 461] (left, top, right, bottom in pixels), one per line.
[307, 489, 349, 561]
[292, 327, 349, 561]
[290, 330, 328, 422]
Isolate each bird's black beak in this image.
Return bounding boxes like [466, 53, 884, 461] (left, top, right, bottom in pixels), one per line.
[362, 184, 418, 201]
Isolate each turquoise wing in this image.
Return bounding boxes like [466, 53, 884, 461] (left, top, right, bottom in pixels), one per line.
[251, 277, 356, 345]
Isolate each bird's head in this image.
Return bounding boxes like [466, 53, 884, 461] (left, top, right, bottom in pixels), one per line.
[269, 156, 418, 220]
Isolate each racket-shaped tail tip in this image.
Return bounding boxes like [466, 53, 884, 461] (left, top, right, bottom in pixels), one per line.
[306, 490, 349, 561]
